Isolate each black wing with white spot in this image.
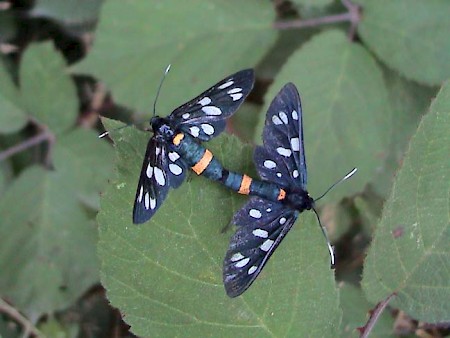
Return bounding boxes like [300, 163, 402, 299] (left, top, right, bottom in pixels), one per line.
[169, 69, 254, 141]
[223, 197, 298, 298]
[133, 138, 172, 224]
[257, 83, 307, 190]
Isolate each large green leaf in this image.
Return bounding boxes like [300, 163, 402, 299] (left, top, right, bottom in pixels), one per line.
[20, 43, 78, 135]
[0, 166, 99, 318]
[255, 29, 391, 201]
[371, 68, 437, 198]
[98, 121, 341, 337]
[52, 129, 115, 209]
[0, 58, 27, 134]
[357, 0, 450, 85]
[77, 0, 276, 114]
[362, 81, 450, 322]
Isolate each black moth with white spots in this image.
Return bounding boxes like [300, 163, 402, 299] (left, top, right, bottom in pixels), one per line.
[223, 83, 315, 298]
[133, 69, 254, 224]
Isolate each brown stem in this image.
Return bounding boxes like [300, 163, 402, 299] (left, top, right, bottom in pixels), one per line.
[273, 0, 361, 40]
[359, 292, 397, 338]
[0, 298, 41, 337]
[0, 131, 53, 162]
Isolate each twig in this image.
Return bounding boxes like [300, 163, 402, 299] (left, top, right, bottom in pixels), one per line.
[0, 298, 41, 337]
[0, 131, 54, 162]
[273, 0, 361, 40]
[358, 292, 397, 338]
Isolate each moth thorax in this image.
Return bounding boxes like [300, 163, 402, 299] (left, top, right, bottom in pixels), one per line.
[151, 117, 174, 140]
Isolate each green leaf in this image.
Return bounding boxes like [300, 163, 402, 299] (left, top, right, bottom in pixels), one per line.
[0, 166, 99, 318]
[357, 0, 450, 85]
[77, 0, 276, 114]
[339, 283, 395, 337]
[98, 123, 341, 336]
[255, 29, 391, 202]
[362, 81, 450, 322]
[52, 129, 115, 210]
[20, 42, 78, 135]
[371, 68, 437, 198]
[30, 0, 104, 26]
[0, 58, 27, 134]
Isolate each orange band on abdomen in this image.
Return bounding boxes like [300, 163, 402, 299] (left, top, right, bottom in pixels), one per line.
[173, 133, 185, 146]
[238, 175, 252, 195]
[277, 189, 286, 200]
[191, 149, 213, 175]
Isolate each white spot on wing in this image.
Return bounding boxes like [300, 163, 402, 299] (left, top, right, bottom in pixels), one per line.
[235, 257, 250, 268]
[228, 88, 243, 101]
[154, 167, 165, 186]
[150, 197, 156, 210]
[182, 113, 190, 119]
[276, 172, 282, 178]
[272, 115, 282, 125]
[264, 160, 276, 169]
[146, 165, 153, 178]
[277, 147, 292, 157]
[249, 209, 262, 219]
[248, 266, 257, 275]
[198, 97, 211, 106]
[168, 152, 180, 162]
[155, 147, 161, 156]
[293, 170, 299, 178]
[190, 126, 200, 137]
[227, 88, 242, 94]
[201, 123, 214, 135]
[137, 185, 143, 202]
[260, 239, 274, 252]
[290, 137, 300, 151]
[230, 93, 243, 101]
[218, 80, 234, 89]
[279, 112, 288, 124]
[280, 217, 286, 225]
[144, 192, 150, 209]
[169, 163, 183, 175]
[231, 252, 244, 262]
[202, 106, 222, 116]
[253, 229, 268, 238]
[292, 110, 298, 120]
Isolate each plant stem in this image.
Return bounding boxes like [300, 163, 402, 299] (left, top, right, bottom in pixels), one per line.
[0, 298, 41, 337]
[273, 0, 361, 40]
[0, 131, 53, 162]
[359, 292, 397, 338]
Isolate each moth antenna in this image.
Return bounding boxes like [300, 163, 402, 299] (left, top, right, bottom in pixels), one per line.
[312, 207, 335, 267]
[153, 64, 171, 118]
[314, 167, 357, 202]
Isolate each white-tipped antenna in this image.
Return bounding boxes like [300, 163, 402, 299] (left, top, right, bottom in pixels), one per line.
[98, 124, 131, 139]
[153, 64, 171, 117]
[314, 167, 357, 202]
[311, 167, 357, 267]
[312, 207, 335, 267]
[98, 64, 172, 139]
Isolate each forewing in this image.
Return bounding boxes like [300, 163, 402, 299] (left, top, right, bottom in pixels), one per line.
[223, 197, 298, 297]
[133, 138, 170, 224]
[258, 83, 307, 189]
[166, 146, 187, 188]
[170, 69, 254, 141]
